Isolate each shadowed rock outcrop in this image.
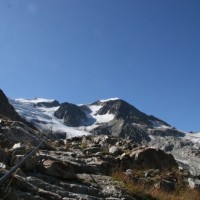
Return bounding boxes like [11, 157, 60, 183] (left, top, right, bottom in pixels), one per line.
[0, 89, 36, 130]
[0, 89, 25, 121]
[54, 102, 87, 127]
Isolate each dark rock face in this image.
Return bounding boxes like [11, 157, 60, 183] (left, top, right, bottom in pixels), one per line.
[91, 124, 112, 136]
[35, 100, 60, 108]
[0, 149, 9, 165]
[54, 102, 87, 127]
[155, 179, 176, 192]
[0, 89, 36, 130]
[121, 124, 151, 143]
[0, 120, 43, 150]
[150, 128, 185, 137]
[91, 121, 151, 143]
[148, 115, 170, 127]
[0, 89, 24, 122]
[40, 160, 77, 179]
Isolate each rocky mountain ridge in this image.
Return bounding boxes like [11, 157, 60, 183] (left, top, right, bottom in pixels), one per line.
[10, 97, 174, 140]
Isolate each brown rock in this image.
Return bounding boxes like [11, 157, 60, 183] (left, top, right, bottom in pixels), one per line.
[155, 179, 176, 192]
[38, 189, 62, 200]
[41, 160, 77, 179]
[11, 174, 38, 193]
[130, 147, 178, 170]
[3, 188, 42, 200]
[109, 146, 121, 156]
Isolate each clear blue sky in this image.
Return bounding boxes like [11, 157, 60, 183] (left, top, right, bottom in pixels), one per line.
[0, 0, 200, 132]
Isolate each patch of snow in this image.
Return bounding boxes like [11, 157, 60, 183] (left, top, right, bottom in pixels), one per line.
[15, 98, 55, 104]
[175, 158, 189, 164]
[95, 113, 115, 123]
[99, 98, 119, 103]
[87, 104, 115, 124]
[12, 143, 21, 149]
[89, 105, 102, 114]
[149, 135, 155, 140]
[132, 122, 142, 126]
[185, 132, 200, 143]
[0, 163, 6, 169]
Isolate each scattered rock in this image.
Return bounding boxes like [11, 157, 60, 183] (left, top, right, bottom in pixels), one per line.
[38, 188, 62, 200]
[83, 146, 100, 154]
[155, 179, 176, 192]
[188, 177, 200, 190]
[40, 160, 77, 179]
[145, 169, 160, 177]
[109, 146, 121, 155]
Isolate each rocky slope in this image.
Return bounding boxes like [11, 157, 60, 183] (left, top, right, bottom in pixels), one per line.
[0, 130, 188, 200]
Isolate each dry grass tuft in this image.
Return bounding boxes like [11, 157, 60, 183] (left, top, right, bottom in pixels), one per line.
[112, 169, 200, 200]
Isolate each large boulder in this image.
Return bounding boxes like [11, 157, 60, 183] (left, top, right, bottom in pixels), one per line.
[11, 154, 40, 172]
[130, 147, 178, 170]
[40, 160, 77, 179]
[2, 121, 41, 146]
